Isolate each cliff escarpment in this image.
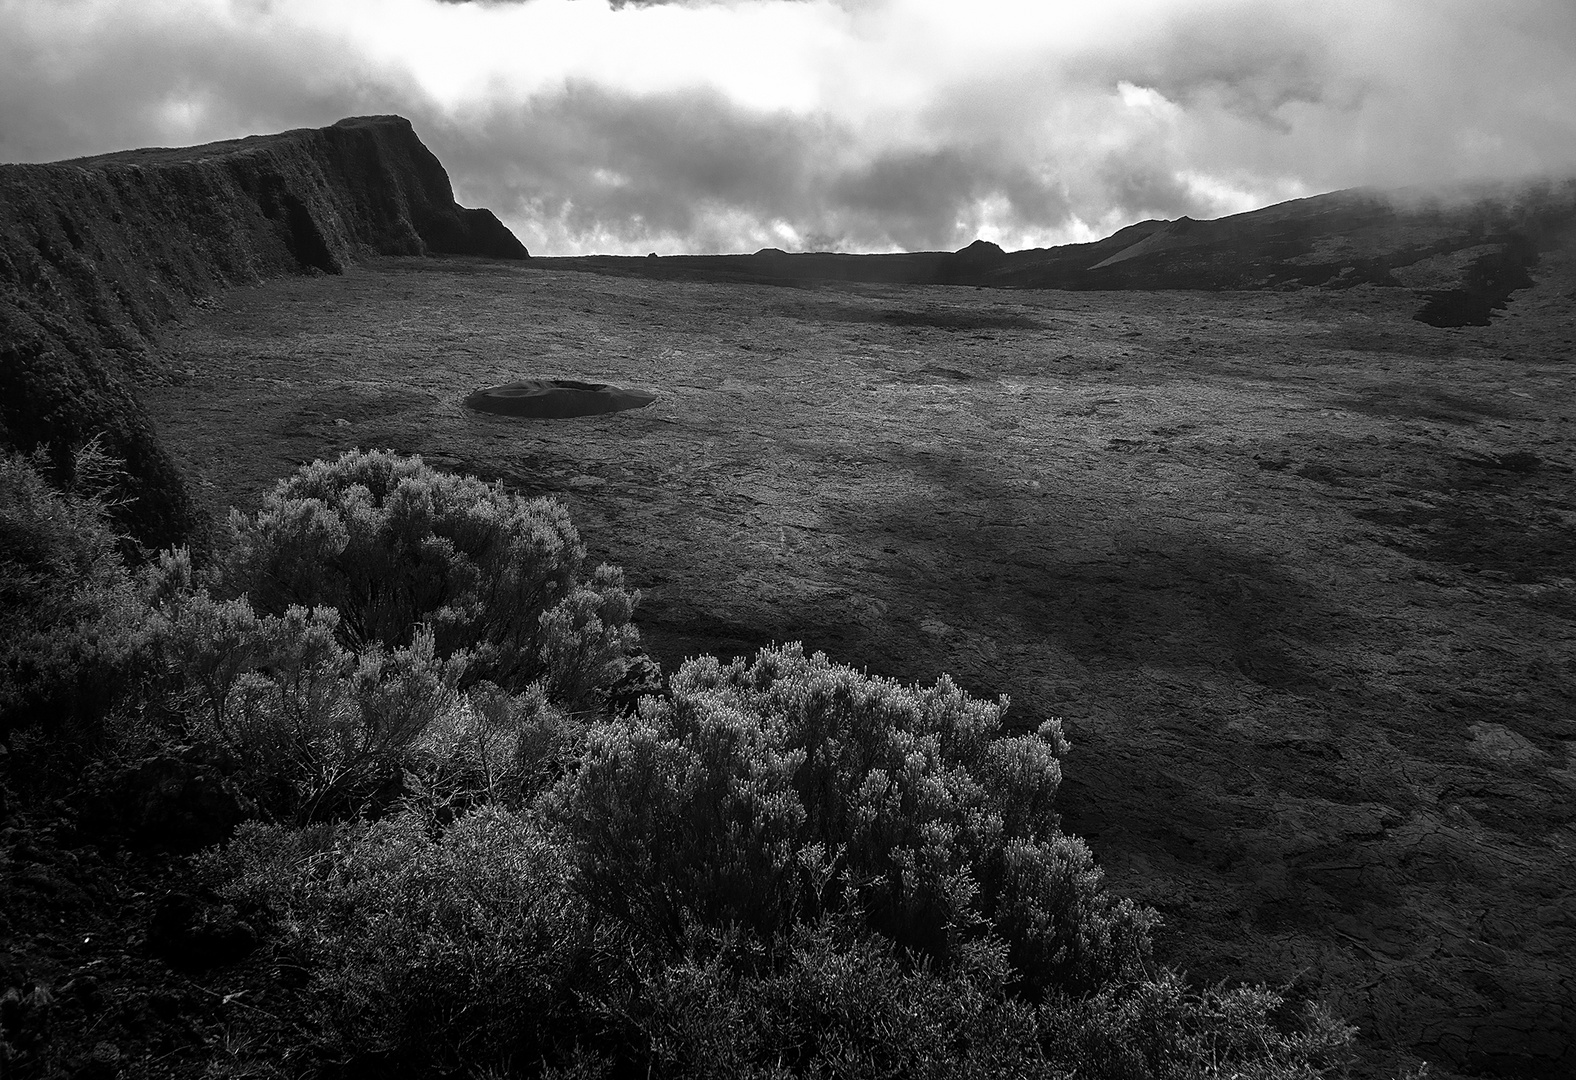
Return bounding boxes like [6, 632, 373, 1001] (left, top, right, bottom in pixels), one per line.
[0, 115, 527, 547]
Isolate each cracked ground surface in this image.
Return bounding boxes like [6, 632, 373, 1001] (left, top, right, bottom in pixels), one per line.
[144, 254, 1576, 1078]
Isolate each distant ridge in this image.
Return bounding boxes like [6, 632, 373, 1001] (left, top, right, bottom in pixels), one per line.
[0, 115, 528, 547]
[547, 179, 1576, 327]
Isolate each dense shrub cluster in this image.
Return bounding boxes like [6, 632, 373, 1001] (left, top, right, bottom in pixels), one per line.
[552, 646, 1152, 994]
[205, 809, 1353, 1079]
[3, 449, 639, 821]
[207, 808, 608, 1074]
[635, 923, 1354, 1080]
[214, 449, 637, 707]
[0, 443, 143, 740]
[1, 447, 1357, 1080]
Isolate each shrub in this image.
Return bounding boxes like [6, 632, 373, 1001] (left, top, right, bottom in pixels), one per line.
[214, 449, 639, 708]
[625, 919, 1047, 1080]
[589, 921, 1355, 1080]
[206, 807, 611, 1076]
[109, 450, 645, 819]
[144, 556, 603, 821]
[410, 680, 588, 810]
[197, 637, 1350, 1080]
[551, 644, 1153, 994]
[0, 444, 146, 741]
[1037, 973, 1357, 1080]
[143, 566, 470, 821]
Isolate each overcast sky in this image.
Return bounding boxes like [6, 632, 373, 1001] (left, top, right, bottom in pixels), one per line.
[4, 0, 1575, 255]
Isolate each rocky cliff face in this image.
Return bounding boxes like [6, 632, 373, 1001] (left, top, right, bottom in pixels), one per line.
[0, 115, 526, 547]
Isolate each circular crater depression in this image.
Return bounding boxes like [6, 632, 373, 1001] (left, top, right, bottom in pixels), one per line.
[464, 379, 656, 418]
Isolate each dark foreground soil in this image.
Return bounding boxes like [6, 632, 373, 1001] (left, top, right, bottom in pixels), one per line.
[0, 808, 320, 1080]
[136, 254, 1576, 1079]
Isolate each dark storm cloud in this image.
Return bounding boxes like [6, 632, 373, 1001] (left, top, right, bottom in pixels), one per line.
[4, 0, 1575, 254]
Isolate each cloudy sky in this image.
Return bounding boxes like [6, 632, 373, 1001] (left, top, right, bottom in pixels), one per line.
[3, 0, 1575, 255]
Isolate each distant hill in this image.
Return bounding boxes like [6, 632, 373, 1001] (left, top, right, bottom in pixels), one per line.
[547, 179, 1576, 329]
[0, 116, 528, 547]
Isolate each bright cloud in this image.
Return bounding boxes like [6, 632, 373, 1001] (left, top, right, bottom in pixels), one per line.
[2, 0, 1574, 254]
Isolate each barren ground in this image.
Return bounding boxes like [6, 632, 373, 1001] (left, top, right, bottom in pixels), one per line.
[143, 255, 1576, 1078]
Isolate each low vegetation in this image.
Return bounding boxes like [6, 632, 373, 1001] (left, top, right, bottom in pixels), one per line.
[0, 447, 1356, 1078]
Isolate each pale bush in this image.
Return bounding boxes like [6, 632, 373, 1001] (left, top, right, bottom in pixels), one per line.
[214, 449, 640, 706]
[143, 561, 468, 820]
[409, 680, 588, 809]
[123, 451, 646, 818]
[624, 924, 1355, 1080]
[1037, 972, 1357, 1080]
[206, 806, 609, 1074]
[627, 919, 1046, 1080]
[552, 643, 1152, 993]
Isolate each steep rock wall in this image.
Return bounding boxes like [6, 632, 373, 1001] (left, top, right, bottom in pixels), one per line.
[0, 115, 526, 548]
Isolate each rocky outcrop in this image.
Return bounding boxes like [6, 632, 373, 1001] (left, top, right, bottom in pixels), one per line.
[0, 115, 527, 547]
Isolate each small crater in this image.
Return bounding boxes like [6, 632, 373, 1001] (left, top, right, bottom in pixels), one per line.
[791, 301, 1042, 332]
[464, 379, 656, 418]
[1296, 463, 1348, 486]
[1457, 450, 1541, 474]
[896, 365, 975, 383]
[1338, 385, 1510, 424]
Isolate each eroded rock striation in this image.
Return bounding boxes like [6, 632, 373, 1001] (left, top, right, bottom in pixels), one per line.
[0, 115, 526, 547]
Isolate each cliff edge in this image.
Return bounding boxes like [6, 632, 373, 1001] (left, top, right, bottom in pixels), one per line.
[0, 115, 527, 547]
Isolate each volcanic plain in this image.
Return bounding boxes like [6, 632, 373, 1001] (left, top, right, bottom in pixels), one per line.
[143, 253, 1576, 1078]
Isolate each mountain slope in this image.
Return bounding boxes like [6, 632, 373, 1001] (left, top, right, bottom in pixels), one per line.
[548, 179, 1576, 332]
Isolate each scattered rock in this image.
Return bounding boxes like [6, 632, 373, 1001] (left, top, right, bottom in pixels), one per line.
[0, 983, 55, 1055]
[145, 891, 257, 971]
[67, 1040, 121, 1080]
[58, 976, 105, 1013]
[82, 756, 253, 853]
[8, 864, 92, 910]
